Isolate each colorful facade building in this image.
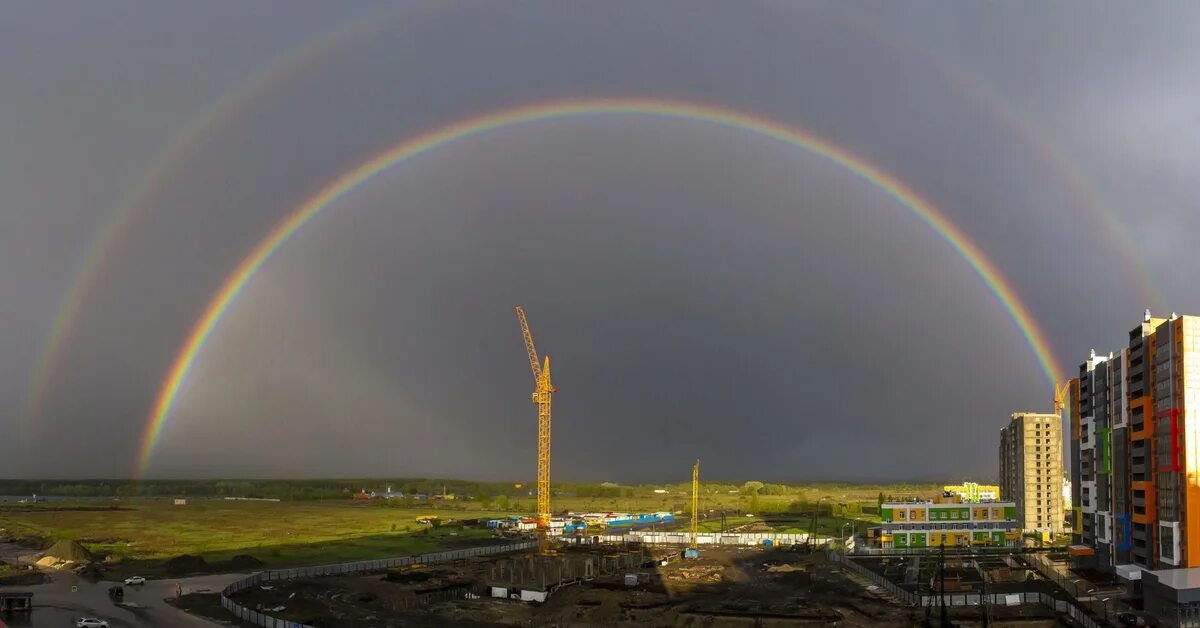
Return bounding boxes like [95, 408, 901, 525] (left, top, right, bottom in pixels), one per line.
[879, 496, 1020, 549]
[943, 483, 1001, 503]
[1071, 311, 1200, 572]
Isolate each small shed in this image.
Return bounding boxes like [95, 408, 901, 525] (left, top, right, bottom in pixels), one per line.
[173, 498, 187, 506]
[0, 591, 33, 612]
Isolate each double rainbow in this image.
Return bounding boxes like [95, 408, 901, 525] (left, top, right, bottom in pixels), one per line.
[137, 98, 1063, 472]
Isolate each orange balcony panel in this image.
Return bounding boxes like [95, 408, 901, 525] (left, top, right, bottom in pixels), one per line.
[1130, 396, 1155, 440]
[1133, 481, 1156, 524]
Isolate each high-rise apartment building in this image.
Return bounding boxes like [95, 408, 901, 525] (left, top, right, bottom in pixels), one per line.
[1070, 311, 1200, 572]
[1000, 412, 1064, 537]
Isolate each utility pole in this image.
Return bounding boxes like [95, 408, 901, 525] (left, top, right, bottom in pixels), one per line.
[938, 543, 948, 628]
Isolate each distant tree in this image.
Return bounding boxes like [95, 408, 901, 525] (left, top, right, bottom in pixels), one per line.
[473, 488, 491, 506]
[741, 481, 764, 495]
[748, 492, 760, 514]
[496, 495, 510, 510]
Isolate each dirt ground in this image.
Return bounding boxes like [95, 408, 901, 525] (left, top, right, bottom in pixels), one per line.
[219, 545, 1072, 627]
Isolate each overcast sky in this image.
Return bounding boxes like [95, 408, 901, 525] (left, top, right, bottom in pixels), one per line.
[2, 1, 1197, 482]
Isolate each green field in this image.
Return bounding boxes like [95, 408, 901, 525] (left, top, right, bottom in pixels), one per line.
[0, 501, 505, 577]
[0, 480, 929, 577]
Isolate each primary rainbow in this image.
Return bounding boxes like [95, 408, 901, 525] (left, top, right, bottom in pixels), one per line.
[137, 97, 1063, 472]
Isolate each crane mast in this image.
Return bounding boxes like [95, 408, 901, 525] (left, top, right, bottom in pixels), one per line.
[691, 459, 700, 547]
[515, 306, 555, 554]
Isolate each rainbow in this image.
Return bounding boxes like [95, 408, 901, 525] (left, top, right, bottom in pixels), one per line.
[829, 3, 1163, 310]
[138, 98, 1063, 471]
[35, 5, 1158, 443]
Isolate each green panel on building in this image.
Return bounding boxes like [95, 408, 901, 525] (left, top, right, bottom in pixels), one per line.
[894, 533, 908, 548]
[881, 507, 893, 522]
[929, 507, 972, 521]
[973, 531, 990, 543]
[991, 531, 1005, 544]
[911, 533, 927, 548]
[1004, 506, 1017, 520]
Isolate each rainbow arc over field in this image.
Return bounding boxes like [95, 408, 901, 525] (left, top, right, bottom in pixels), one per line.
[137, 97, 1063, 472]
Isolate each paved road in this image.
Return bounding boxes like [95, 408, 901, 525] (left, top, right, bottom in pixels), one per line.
[1, 571, 246, 627]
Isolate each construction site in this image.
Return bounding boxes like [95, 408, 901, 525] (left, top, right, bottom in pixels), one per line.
[211, 309, 1065, 627]
[225, 542, 1081, 627]
[179, 307, 1092, 627]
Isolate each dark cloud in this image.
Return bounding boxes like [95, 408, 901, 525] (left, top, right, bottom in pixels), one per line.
[2, 2, 1194, 481]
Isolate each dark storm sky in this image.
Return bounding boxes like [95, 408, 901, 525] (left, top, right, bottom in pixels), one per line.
[2, 1, 1197, 482]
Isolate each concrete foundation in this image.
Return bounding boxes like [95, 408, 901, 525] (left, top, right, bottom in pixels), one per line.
[485, 549, 652, 601]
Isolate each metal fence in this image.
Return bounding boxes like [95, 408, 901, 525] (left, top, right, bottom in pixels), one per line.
[598, 531, 822, 547]
[828, 552, 1103, 628]
[219, 541, 536, 628]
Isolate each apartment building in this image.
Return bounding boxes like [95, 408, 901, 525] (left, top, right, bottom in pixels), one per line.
[1000, 412, 1064, 539]
[1064, 312, 1200, 626]
[1069, 311, 1200, 572]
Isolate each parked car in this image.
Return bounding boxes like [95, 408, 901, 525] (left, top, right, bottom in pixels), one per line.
[124, 576, 146, 585]
[76, 619, 109, 628]
[1116, 612, 1147, 626]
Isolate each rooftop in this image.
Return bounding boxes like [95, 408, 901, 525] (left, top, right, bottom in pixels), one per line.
[1150, 568, 1200, 591]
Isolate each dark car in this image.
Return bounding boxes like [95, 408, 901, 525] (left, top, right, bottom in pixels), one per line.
[1116, 612, 1147, 626]
[107, 585, 123, 600]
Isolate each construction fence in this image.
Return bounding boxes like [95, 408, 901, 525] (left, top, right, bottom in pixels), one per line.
[829, 552, 1103, 628]
[596, 530, 822, 547]
[219, 540, 536, 628]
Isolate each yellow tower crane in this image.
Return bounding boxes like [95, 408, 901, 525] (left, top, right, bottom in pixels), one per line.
[686, 459, 701, 559]
[691, 458, 700, 542]
[515, 306, 555, 554]
[1053, 381, 1071, 416]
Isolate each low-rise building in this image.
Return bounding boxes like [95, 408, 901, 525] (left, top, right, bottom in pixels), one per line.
[879, 495, 1021, 548]
[943, 483, 1001, 503]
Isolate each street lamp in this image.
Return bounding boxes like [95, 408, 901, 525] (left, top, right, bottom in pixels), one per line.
[1101, 597, 1111, 623]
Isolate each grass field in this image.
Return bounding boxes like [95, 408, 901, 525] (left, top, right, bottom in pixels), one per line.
[0, 482, 924, 577]
[0, 501, 506, 577]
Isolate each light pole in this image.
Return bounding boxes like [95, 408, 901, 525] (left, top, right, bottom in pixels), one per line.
[1085, 588, 1100, 618]
[1101, 597, 1110, 624]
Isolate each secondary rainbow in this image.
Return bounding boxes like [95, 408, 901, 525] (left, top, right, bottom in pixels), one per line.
[137, 97, 1063, 471]
[830, 3, 1164, 311]
[23, 4, 411, 428]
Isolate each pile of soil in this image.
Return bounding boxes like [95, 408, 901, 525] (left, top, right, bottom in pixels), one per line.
[43, 539, 93, 562]
[226, 554, 265, 570]
[164, 554, 210, 575]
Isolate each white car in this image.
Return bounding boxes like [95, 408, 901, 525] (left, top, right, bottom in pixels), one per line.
[76, 619, 109, 628]
[124, 575, 146, 585]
